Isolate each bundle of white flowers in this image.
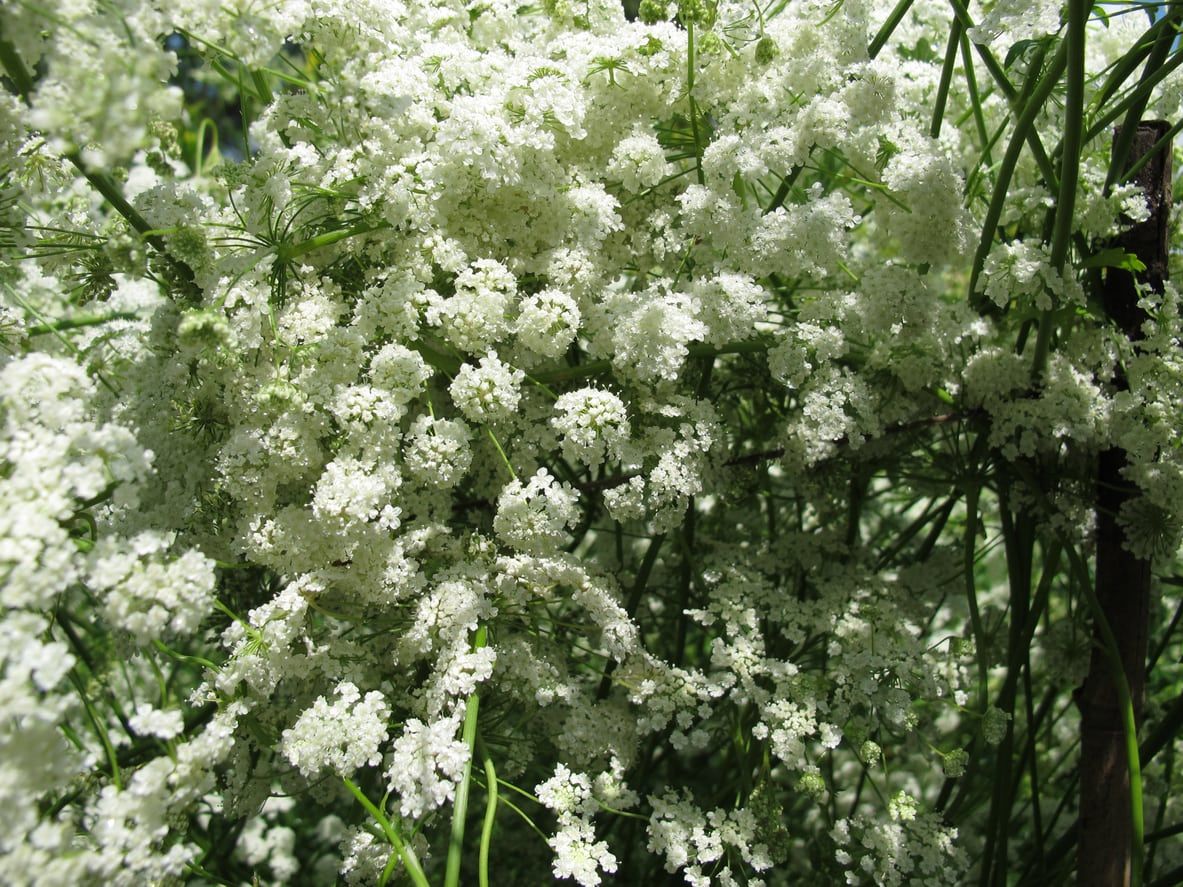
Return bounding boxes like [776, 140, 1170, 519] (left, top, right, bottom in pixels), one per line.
[2, 0, 1183, 883]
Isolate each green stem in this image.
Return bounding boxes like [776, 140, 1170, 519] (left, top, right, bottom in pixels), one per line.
[967, 38, 1069, 305]
[964, 481, 989, 706]
[960, 31, 993, 171]
[868, 0, 915, 58]
[277, 223, 387, 262]
[1085, 43, 1183, 149]
[479, 743, 498, 887]
[69, 670, 122, 789]
[947, 0, 1060, 190]
[445, 624, 490, 887]
[1121, 118, 1183, 186]
[1031, 0, 1087, 385]
[686, 22, 705, 187]
[931, 18, 963, 139]
[343, 777, 430, 887]
[27, 311, 141, 335]
[486, 429, 518, 482]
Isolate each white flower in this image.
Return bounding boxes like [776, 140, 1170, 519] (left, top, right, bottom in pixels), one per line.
[516, 289, 580, 360]
[281, 684, 391, 778]
[386, 713, 470, 820]
[129, 706, 185, 741]
[612, 290, 707, 383]
[608, 131, 671, 192]
[403, 416, 474, 488]
[369, 343, 433, 404]
[969, 0, 1063, 46]
[537, 764, 595, 818]
[494, 468, 579, 554]
[551, 388, 630, 468]
[449, 352, 525, 424]
[89, 533, 216, 643]
[436, 259, 517, 354]
[549, 818, 618, 887]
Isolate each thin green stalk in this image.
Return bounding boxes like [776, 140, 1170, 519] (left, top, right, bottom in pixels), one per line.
[482, 787, 550, 843]
[0, 38, 35, 100]
[960, 31, 993, 170]
[1104, 7, 1183, 192]
[672, 504, 696, 667]
[1030, 0, 1087, 385]
[27, 311, 140, 335]
[0, 38, 180, 258]
[1146, 746, 1176, 880]
[763, 164, 803, 215]
[486, 429, 518, 482]
[964, 482, 989, 706]
[945, 0, 1016, 102]
[342, 777, 430, 887]
[967, 38, 1069, 305]
[1084, 48, 1183, 146]
[5, 284, 121, 394]
[445, 624, 489, 887]
[868, 0, 915, 58]
[479, 744, 498, 887]
[1088, 12, 1173, 118]
[1022, 653, 1046, 878]
[686, 21, 705, 186]
[69, 670, 122, 789]
[194, 118, 218, 178]
[1121, 117, 1183, 187]
[277, 223, 387, 262]
[947, 0, 1060, 189]
[931, 19, 963, 139]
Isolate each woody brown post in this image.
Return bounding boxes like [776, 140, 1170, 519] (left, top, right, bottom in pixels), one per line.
[1078, 121, 1171, 887]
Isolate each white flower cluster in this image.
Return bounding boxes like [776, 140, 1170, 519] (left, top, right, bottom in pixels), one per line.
[88, 532, 216, 642]
[2, 0, 1183, 882]
[552, 387, 631, 468]
[281, 683, 391, 778]
[385, 713, 471, 820]
[495, 468, 581, 553]
[647, 790, 773, 886]
[537, 765, 621, 887]
[831, 797, 967, 887]
[449, 352, 525, 424]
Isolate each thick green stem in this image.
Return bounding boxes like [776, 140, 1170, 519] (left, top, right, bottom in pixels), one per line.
[27, 312, 140, 335]
[868, 0, 915, 59]
[931, 19, 963, 139]
[445, 624, 490, 887]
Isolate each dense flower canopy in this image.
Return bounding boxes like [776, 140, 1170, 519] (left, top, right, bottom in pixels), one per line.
[1, 0, 1183, 884]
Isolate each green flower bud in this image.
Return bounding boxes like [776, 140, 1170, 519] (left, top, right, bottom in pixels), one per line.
[637, 0, 667, 24]
[941, 748, 969, 778]
[755, 36, 779, 64]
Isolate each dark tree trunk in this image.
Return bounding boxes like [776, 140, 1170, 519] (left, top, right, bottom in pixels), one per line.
[1077, 120, 1172, 887]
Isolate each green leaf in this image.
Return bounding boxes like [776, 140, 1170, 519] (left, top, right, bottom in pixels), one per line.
[1080, 247, 1147, 273]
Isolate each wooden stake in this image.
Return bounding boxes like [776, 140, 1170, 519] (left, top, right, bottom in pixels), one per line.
[1078, 120, 1171, 887]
